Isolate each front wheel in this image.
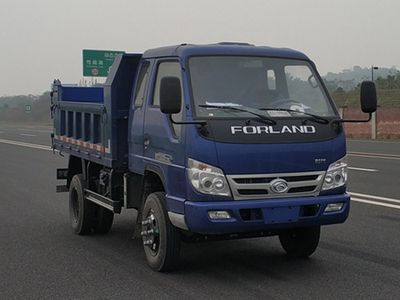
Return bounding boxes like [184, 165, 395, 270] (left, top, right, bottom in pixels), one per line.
[279, 226, 320, 258]
[141, 192, 181, 272]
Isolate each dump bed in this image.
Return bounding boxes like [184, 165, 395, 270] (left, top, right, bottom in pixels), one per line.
[51, 53, 142, 169]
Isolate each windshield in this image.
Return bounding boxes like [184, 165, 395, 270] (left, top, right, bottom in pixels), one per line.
[188, 56, 336, 119]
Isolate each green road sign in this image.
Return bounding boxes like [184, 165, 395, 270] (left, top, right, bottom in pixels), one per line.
[25, 105, 31, 113]
[82, 49, 125, 77]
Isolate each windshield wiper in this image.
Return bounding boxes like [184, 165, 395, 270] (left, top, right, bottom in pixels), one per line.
[258, 108, 330, 124]
[199, 104, 277, 125]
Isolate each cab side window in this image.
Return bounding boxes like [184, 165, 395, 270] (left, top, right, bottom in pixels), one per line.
[134, 62, 150, 107]
[152, 61, 183, 137]
[152, 61, 182, 106]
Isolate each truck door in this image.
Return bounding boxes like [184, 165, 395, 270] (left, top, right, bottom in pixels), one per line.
[129, 60, 151, 173]
[142, 59, 186, 183]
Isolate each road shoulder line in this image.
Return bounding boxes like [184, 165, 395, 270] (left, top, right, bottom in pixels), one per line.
[351, 197, 400, 210]
[0, 138, 52, 151]
[350, 192, 400, 204]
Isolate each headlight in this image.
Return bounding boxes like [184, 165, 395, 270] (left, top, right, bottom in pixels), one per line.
[322, 157, 348, 190]
[187, 158, 231, 196]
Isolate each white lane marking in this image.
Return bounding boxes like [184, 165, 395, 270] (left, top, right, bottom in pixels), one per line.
[0, 138, 52, 151]
[351, 197, 400, 210]
[348, 152, 400, 161]
[17, 128, 52, 133]
[349, 192, 400, 204]
[348, 167, 378, 172]
[349, 151, 400, 158]
[20, 133, 37, 137]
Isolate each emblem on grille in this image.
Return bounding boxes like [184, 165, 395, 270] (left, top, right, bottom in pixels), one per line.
[270, 178, 289, 193]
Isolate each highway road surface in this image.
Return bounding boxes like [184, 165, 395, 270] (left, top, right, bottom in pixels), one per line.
[1, 123, 399, 299]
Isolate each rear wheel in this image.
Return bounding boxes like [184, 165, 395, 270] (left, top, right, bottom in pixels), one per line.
[69, 174, 96, 235]
[279, 226, 320, 258]
[141, 192, 181, 272]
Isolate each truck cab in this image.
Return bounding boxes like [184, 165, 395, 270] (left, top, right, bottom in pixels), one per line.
[131, 43, 348, 229]
[52, 43, 377, 271]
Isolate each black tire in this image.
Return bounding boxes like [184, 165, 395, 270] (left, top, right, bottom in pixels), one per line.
[279, 226, 320, 258]
[69, 174, 96, 235]
[141, 192, 181, 272]
[93, 206, 114, 234]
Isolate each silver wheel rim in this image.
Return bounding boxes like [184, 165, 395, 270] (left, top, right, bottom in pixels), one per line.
[141, 210, 160, 256]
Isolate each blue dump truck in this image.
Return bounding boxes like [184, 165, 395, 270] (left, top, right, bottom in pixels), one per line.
[51, 43, 377, 271]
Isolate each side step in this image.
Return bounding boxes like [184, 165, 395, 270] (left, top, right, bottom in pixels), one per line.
[84, 189, 122, 213]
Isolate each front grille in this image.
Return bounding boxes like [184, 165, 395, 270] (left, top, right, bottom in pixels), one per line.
[227, 171, 325, 200]
[288, 186, 317, 193]
[281, 175, 319, 182]
[234, 178, 272, 184]
[238, 189, 269, 195]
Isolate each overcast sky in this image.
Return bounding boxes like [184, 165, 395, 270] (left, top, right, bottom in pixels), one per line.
[0, 0, 399, 96]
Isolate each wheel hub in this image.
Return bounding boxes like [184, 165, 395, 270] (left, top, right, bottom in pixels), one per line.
[141, 211, 160, 254]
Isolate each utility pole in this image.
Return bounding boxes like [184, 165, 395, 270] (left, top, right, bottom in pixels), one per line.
[371, 65, 379, 81]
[371, 65, 379, 140]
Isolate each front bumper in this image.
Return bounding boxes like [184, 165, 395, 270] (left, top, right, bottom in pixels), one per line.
[181, 193, 350, 234]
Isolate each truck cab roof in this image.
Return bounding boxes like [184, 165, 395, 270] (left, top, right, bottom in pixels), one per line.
[142, 42, 310, 61]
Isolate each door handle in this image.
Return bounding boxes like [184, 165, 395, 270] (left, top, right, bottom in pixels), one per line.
[144, 138, 150, 149]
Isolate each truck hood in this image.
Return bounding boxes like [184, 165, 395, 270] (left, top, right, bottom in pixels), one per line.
[191, 119, 346, 174]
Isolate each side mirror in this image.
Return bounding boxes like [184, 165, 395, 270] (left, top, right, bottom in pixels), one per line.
[160, 76, 181, 114]
[360, 81, 377, 113]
